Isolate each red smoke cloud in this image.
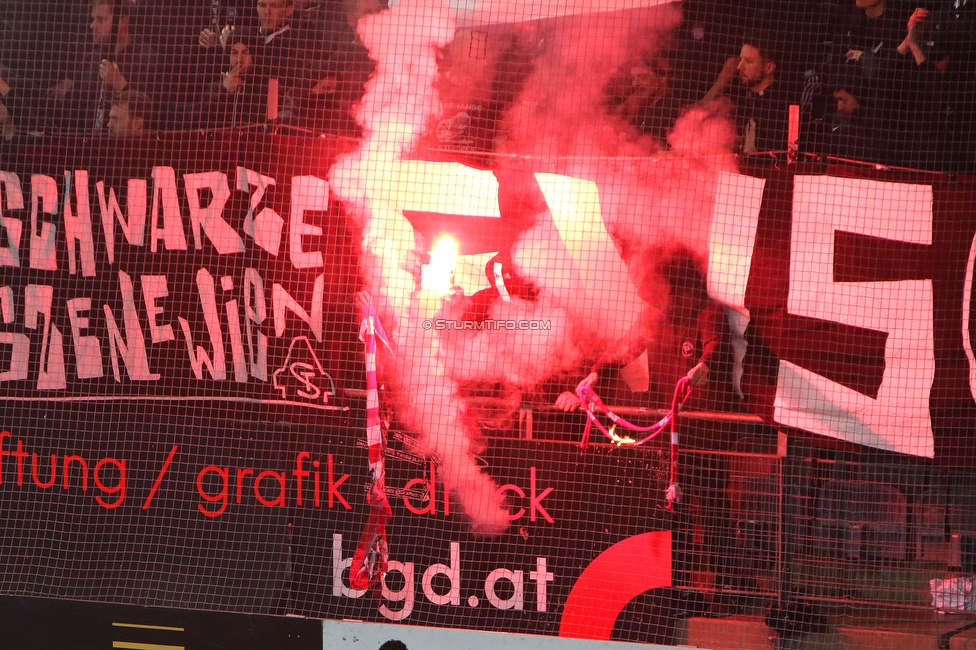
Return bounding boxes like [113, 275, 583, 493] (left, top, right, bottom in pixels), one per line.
[331, 0, 735, 534]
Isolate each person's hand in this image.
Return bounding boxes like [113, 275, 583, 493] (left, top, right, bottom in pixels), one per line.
[355, 290, 372, 310]
[47, 78, 74, 100]
[577, 371, 598, 390]
[553, 372, 598, 411]
[898, 8, 929, 62]
[700, 56, 740, 105]
[554, 391, 581, 411]
[223, 64, 247, 92]
[199, 28, 220, 48]
[846, 49, 864, 61]
[99, 59, 127, 91]
[310, 75, 338, 95]
[220, 25, 234, 48]
[687, 361, 709, 387]
[0, 76, 10, 98]
[0, 101, 13, 141]
[908, 7, 929, 31]
[721, 56, 741, 73]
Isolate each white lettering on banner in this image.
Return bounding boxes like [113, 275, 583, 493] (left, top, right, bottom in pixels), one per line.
[0, 268, 283, 389]
[380, 560, 415, 620]
[222, 275, 248, 383]
[25, 284, 66, 390]
[149, 166, 188, 253]
[244, 268, 268, 381]
[0, 285, 28, 381]
[252, 208, 284, 255]
[961, 236, 976, 405]
[237, 167, 272, 233]
[289, 176, 327, 269]
[62, 171, 97, 277]
[96, 178, 146, 265]
[141, 275, 174, 344]
[104, 271, 159, 382]
[178, 268, 226, 381]
[536, 172, 643, 328]
[391, 161, 501, 217]
[708, 172, 766, 309]
[707, 172, 766, 398]
[0, 330, 29, 381]
[530, 557, 554, 612]
[273, 276, 324, 341]
[0, 168, 345, 392]
[184, 171, 244, 255]
[3, 167, 311, 266]
[776, 176, 934, 458]
[236, 167, 280, 255]
[0, 286, 13, 323]
[67, 297, 103, 379]
[0, 171, 24, 267]
[332, 534, 367, 599]
[331, 534, 555, 621]
[29, 174, 58, 271]
[485, 568, 523, 610]
[422, 541, 460, 606]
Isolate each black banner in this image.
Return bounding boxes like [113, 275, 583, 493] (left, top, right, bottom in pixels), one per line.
[9, 134, 975, 644]
[0, 134, 361, 406]
[0, 401, 673, 637]
[0, 595, 322, 650]
[0, 133, 673, 640]
[731, 161, 976, 465]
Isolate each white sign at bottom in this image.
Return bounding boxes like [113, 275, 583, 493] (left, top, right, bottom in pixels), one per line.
[323, 620, 691, 650]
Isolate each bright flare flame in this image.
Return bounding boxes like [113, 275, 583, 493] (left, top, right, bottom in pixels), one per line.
[422, 235, 459, 295]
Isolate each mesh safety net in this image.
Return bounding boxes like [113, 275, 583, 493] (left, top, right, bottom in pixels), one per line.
[1, 0, 975, 646]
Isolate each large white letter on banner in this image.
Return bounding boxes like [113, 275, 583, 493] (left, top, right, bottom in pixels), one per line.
[707, 171, 766, 397]
[777, 176, 934, 458]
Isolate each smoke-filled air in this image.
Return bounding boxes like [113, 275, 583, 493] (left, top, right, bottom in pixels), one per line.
[330, 0, 736, 535]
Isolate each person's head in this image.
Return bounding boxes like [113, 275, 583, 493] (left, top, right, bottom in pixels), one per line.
[855, 0, 886, 17]
[90, 0, 131, 45]
[632, 59, 668, 97]
[256, 0, 295, 33]
[378, 641, 408, 650]
[737, 33, 776, 92]
[108, 90, 153, 138]
[347, 0, 389, 29]
[827, 66, 865, 115]
[660, 249, 709, 323]
[833, 88, 860, 115]
[227, 31, 258, 70]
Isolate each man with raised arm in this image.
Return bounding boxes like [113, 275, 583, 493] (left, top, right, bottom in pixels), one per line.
[701, 32, 791, 154]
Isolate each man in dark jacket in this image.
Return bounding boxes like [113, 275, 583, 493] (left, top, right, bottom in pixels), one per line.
[190, 30, 277, 129]
[701, 32, 792, 154]
[46, 0, 165, 133]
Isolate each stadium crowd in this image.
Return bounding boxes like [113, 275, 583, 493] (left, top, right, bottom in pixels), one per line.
[0, 0, 973, 171]
[0, 0, 379, 138]
[613, 0, 975, 172]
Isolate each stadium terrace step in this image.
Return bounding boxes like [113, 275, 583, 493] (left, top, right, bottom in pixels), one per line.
[677, 614, 775, 649]
[678, 613, 976, 650]
[787, 560, 945, 606]
[836, 624, 948, 650]
[950, 625, 976, 649]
